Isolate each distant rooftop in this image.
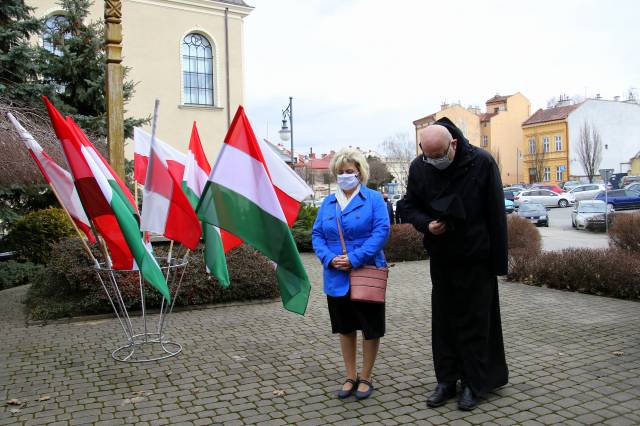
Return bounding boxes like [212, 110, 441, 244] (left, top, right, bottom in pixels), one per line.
[522, 103, 582, 126]
[486, 94, 510, 104]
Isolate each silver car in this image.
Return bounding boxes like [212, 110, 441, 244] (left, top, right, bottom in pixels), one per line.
[568, 184, 606, 201]
[571, 200, 613, 230]
[514, 189, 575, 208]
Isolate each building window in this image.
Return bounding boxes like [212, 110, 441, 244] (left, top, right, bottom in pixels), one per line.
[43, 15, 69, 56]
[543, 137, 550, 153]
[555, 135, 562, 151]
[556, 166, 563, 181]
[182, 33, 214, 106]
[528, 138, 536, 154]
[544, 167, 551, 181]
[481, 135, 488, 147]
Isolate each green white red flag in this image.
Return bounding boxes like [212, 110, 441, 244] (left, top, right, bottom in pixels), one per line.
[196, 107, 311, 315]
[42, 97, 170, 301]
[182, 122, 229, 286]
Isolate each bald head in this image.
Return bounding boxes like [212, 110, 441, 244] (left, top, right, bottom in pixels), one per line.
[419, 124, 457, 160]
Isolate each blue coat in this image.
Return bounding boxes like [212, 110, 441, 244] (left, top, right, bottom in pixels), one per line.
[312, 186, 390, 297]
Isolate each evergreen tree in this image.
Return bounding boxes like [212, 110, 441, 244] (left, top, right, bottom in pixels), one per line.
[40, 0, 147, 138]
[0, 0, 54, 101]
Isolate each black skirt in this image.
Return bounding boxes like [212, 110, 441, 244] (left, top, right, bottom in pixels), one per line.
[326, 292, 385, 340]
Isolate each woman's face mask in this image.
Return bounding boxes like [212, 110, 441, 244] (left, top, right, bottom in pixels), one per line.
[337, 164, 360, 190]
[337, 173, 360, 190]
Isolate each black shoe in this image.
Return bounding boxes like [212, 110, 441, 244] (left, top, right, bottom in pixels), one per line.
[457, 385, 477, 411]
[426, 382, 457, 408]
[337, 378, 358, 399]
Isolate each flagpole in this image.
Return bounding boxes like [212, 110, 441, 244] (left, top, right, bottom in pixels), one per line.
[134, 181, 139, 209]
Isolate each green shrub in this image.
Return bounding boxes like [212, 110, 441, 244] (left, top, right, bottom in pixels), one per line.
[384, 224, 427, 262]
[26, 238, 280, 320]
[0, 184, 57, 234]
[509, 248, 640, 300]
[0, 261, 45, 290]
[292, 204, 318, 252]
[5, 208, 76, 264]
[507, 214, 541, 279]
[609, 212, 640, 253]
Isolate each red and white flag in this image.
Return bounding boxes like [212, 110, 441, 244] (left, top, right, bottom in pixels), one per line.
[7, 113, 96, 243]
[140, 103, 201, 250]
[134, 127, 186, 184]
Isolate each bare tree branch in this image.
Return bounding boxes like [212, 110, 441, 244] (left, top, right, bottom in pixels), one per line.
[529, 136, 546, 183]
[379, 132, 414, 192]
[577, 121, 603, 183]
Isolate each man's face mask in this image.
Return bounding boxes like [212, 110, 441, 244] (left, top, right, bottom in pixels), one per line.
[421, 140, 454, 170]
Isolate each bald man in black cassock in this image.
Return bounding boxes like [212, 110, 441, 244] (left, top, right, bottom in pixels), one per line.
[400, 117, 508, 411]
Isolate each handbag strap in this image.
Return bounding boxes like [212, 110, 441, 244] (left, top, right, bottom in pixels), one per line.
[335, 203, 347, 255]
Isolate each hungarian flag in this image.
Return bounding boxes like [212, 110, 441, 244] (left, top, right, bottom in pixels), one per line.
[182, 122, 230, 286]
[140, 120, 201, 250]
[196, 107, 311, 315]
[42, 97, 170, 301]
[67, 118, 138, 216]
[217, 139, 313, 255]
[7, 113, 96, 243]
[134, 127, 186, 184]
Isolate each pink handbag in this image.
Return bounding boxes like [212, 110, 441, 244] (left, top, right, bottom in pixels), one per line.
[336, 210, 388, 304]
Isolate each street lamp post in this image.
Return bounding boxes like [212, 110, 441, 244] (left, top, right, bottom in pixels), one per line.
[278, 97, 294, 168]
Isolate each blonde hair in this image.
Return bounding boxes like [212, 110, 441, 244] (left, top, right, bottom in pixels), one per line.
[329, 148, 369, 185]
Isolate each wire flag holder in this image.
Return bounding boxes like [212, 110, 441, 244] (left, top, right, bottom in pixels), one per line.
[93, 255, 188, 363]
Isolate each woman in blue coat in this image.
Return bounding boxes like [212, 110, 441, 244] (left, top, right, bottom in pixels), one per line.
[312, 148, 390, 400]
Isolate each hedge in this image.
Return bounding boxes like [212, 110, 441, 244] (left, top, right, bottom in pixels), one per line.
[384, 224, 428, 262]
[5, 207, 75, 264]
[0, 261, 45, 290]
[26, 237, 279, 320]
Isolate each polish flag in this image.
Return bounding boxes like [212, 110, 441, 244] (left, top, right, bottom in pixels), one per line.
[134, 127, 186, 184]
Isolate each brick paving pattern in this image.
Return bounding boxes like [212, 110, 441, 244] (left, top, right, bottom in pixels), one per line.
[1, 254, 639, 425]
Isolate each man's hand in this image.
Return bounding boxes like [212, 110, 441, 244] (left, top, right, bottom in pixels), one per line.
[331, 255, 352, 271]
[428, 220, 446, 235]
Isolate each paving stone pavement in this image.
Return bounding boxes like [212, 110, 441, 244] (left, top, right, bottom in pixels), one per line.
[1, 254, 639, 425]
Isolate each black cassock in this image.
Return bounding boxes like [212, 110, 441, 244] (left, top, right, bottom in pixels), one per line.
[400, 117, 509, 396]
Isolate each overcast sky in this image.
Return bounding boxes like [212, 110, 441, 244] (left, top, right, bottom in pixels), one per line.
[242, 0, 640, 155]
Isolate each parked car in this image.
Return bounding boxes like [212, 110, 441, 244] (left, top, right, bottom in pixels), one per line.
[503, 188, 520, 202]
[594, 190, 640, 211]
[532, 183, 565, 193]
[571, 200, 613, 231]
[504, 199, 515, 214]
[623, 182, 640, 193]
[620, 175, 640, 187]
[514, 189, 575, 208]
[562, 180, 582, 191]
[311, 196, 326, 207]
[567, 183, 606, 201]
[517, 203, 549, 227]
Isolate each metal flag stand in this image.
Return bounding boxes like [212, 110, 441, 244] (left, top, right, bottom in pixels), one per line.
[93, 252, 189, 363]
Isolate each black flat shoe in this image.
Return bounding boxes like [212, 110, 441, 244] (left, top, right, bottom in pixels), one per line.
[337, 378, 358, 399]
[427, 382, 457, 407]
[355, 378, 374, 400]
[457, 385, 478, 411]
